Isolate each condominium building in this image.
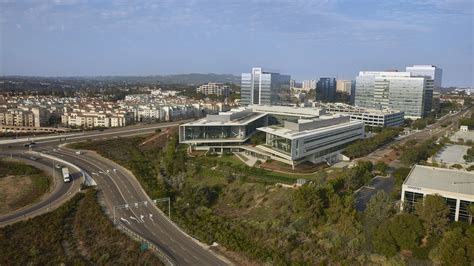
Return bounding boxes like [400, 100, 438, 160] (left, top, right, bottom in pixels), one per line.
[316, 78, 336, 102]
[354, 71, 429, 119]
[196, 83, 230, 97]
[406, 65, 443, 111]
[0, 107, 40, 127]
[401, 165, 474, 223]
[336, 80, 353, 94]
[61, 111, 133, 128]
[321, 102, 404, 127]
[241, 67, 291, 106]
[302, 80, 317, 91]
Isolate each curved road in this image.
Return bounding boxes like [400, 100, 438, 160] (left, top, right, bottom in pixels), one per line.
[0, 122, 228, 265]
[0, 152, 81, 227]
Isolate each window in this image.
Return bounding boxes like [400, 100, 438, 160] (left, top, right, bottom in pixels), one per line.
[404, 191, 423, 213]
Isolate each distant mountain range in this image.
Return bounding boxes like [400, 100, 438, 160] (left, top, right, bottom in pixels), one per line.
[1, 73, 241, 85]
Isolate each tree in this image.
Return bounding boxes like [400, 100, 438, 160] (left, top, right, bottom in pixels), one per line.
[389, 213, 423, 250]
[416, 194, 450, 237]
[374, 161, 388, 174]
[429, 228, 470, 265]
[364, 191, 394, 228]
[372, 220, 398, 257]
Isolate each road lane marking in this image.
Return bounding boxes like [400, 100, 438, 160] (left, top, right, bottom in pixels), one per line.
[130, 216, 141, 223]
[120, 218, 131, 225]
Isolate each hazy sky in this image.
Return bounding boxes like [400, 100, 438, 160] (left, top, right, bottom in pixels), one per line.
[1, 0, 473, 86]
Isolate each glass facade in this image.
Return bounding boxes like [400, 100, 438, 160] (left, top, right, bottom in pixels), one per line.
[265, 133, 292, 154]
[240, 68, 291, 106]
[316, 78, 336, 102]
[388, 78, 425, 118]
[403, 191, 424, 213]
[355, 72, 428, 118]
[459, 200, 473, 224]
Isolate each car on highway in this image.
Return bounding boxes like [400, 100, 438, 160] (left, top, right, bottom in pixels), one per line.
[75, 151, 83, 155]
[29, 156, 38, 161]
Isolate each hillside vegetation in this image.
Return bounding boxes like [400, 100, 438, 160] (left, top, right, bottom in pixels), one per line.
[0, 160, 50, 215]
[70, 131, 474, 264]
[0, 190, 162, 265]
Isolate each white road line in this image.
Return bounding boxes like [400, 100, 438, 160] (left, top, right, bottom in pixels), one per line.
[120, 217, 131, 225]
[130, 216, 140, 223]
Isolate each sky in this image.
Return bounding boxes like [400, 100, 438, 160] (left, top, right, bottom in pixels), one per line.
[0, 0, 473, 87]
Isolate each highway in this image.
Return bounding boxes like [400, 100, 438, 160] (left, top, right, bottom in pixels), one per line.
[0, 122, 228, 265]
[0, 152, 81, 227]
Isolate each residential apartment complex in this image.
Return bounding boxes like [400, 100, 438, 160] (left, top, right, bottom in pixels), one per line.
[354, 71, 430, 118]
[401, 165, 474, 223]
[302, 80, 317, 91]
[179, 105, 364, 167]
[196, 83, 230, 97]
[241, 67, 291, 106]
[0, 107, 41, 127]
[336, 80, 353, 94]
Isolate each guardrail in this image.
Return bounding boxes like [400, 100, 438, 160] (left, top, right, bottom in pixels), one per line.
[116, 221, 175, 266]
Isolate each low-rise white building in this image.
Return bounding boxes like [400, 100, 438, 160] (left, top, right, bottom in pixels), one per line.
[196, 83, 230, 97]
[179, 105, 365, 167]
[257, 115, 364, 167]
[319, 103, 404, 127]
[401, 165, 474, 223]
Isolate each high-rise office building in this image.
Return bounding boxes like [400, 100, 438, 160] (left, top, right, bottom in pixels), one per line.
[406, 65, 443, 112]
[336, 80, 353, 94]
[354, 71, 429, 118]
[316, 78, 336, 102]
[350, 80, 356, 105]
[302, 80, 317, 91]
[241, 67, 291, 106]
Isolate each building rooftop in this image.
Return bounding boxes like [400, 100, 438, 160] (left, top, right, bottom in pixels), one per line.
[184, 107, 267, 126]
[258, 115, 362, 140]
[403, 165, 474, 196]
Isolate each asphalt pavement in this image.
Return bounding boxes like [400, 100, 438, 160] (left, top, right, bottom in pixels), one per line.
[0, 122, 228, 265]
[0, 152, 81, 227]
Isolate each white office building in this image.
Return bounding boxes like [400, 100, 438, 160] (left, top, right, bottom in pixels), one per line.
[179, 106, 364, 167]
[401, 165, 474, 223]
[354, 71, 429, 119]
[321, 103, 404, 127]
[241, 68, 291, 106]
[302, 80, 317, 91]
[257, 115, 364, 167]
[179, 107, 268, 149]
[196, 83, 230, 97]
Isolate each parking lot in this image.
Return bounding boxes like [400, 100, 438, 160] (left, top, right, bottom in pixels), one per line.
[355, 176, 395, 211]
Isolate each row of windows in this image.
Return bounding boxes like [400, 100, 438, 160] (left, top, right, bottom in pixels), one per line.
[304, 132, 362, 153]
[303, 125, 361, 144]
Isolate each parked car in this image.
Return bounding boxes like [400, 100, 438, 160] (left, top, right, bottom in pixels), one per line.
[55, 164, 62, 169]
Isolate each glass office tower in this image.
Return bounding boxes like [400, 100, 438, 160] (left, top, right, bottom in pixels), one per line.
[406, 65, 442, 112]
[354, 71, 428, 118]
[316, 78, 336, 102]
[240, 67, 291, 106]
